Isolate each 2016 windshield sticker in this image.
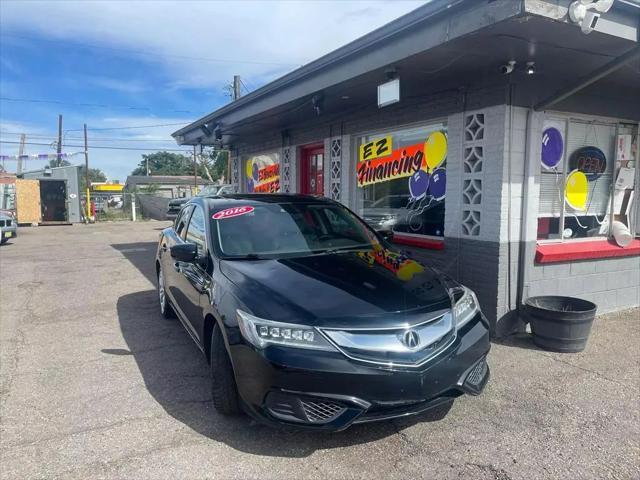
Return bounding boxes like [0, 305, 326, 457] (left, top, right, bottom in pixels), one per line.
[212, 206, 255, 220]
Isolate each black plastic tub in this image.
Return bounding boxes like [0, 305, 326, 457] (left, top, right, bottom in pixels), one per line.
[523, 296, 597, 353]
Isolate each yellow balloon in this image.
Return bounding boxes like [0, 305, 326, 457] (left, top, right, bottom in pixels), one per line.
[424, 131, 447, 171]
[396, 261, 424, 282]
[565, 170, 588, 211]
[245, 159, 253, 178]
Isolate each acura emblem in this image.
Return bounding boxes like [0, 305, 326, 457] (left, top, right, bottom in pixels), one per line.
[402, 330, 420, 349]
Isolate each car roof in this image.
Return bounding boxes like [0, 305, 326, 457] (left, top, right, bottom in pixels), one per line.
[190, 193, 337, 210]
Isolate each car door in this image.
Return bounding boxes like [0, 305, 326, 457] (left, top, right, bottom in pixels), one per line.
[162, 204, 192, 312]
[173, 204, 210, 342]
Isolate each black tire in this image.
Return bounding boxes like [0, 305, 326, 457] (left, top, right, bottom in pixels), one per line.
[210, 326, 240, 415]
[157, 264, 175, 319]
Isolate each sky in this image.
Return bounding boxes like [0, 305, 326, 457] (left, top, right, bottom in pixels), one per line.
[0, 0, 425, 181]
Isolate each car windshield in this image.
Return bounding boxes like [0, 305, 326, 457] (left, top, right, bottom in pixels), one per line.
[212, 202, 379, 258]
[197, 186, 219, 197]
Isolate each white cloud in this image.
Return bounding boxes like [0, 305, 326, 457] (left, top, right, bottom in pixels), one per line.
[0, 0, 426, 89]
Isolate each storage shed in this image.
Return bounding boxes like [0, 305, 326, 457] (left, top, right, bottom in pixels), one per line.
[19, 165, 82, 224]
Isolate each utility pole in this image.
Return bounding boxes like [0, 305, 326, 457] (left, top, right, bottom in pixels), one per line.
[17, 134, 26, 174]
[233, 75, 241, 101]
[84, 124, 91, 219]
[57, 114, 63, 167]
[193, 145, 198, 191]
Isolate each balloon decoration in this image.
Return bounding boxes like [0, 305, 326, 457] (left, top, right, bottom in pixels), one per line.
[408, 131, 447, 201]
[428, 168, 446, 201]
[408, 170, 429, 200]
[245, 159, 256, 192]
[565, 170, 588, 211]
[424, 131, 447, 171]
[541, 127, 563, 169]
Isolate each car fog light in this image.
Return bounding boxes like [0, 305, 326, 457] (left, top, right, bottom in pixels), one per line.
[237, 310, 336, 351]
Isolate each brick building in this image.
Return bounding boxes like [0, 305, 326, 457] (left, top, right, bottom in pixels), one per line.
[173, 0, 640, 334]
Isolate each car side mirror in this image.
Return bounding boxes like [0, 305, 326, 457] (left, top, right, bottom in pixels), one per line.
[377, 229, 394, 243]
[170, 243, 198, 262]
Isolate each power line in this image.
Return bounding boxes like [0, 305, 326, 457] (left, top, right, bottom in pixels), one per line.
[64, 122, 188, 132]
[0, 140, 190, 153]
[0, 96, 206, 115]
[1, 33, 302, 67]
[0, 131, 178, 142]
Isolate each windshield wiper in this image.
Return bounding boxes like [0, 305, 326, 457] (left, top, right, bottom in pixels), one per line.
[315, 245, 372, 255]
[222, 253, 265, 260]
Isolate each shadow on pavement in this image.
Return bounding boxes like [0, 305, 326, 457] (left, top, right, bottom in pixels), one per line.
[111, 242, 454, 457]
[493, 332, 542, 351]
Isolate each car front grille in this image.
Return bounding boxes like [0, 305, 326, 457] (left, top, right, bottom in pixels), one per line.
[301, 400, 346, 423]
[319, 310, 455, 368]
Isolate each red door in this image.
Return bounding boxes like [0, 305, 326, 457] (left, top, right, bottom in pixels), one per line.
[300, 146, 324, 195]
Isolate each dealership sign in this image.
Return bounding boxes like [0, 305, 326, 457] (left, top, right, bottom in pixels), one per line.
[356, 131, 447, 189]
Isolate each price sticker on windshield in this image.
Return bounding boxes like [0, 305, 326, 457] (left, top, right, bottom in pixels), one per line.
[212, 206, 255, 220]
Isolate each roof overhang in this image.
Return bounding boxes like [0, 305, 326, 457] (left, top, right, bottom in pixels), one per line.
[173, 0, 640, 145]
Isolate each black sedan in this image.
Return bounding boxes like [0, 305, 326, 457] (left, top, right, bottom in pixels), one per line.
[156, 194, 490, 431]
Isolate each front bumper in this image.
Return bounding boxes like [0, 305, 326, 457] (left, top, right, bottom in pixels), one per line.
[229, 312, 490, 431]
[1, 228, 17, 241]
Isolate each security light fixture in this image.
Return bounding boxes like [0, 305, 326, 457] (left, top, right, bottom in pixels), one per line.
[526, 62, 536, 75]
[213, 123, 223, 141]
[569, 0, 615, 34]
[500, 60, 516, 75]
[200, 123, 212, 137]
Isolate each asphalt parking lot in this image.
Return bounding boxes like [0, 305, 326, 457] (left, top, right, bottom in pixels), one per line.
[0, 221, 638, 480]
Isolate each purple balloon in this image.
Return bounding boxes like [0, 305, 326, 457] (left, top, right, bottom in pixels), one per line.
[541, 127, 563, 169]
[246, 179, 254, 192]
[409, 170, 429, 200]
[429, 168, 446, 200]
[252, 163, 259, 182]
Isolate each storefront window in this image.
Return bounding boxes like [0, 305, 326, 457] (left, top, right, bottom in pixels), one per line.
[355, 123, 447, 238]
[245, 152, 280, 193]
[537, 117, 638, 242]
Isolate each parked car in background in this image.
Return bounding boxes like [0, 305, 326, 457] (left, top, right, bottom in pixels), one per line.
[0, 212, 17, 244]
[166, 184, 233, 220]
[156, 194, 490, 431]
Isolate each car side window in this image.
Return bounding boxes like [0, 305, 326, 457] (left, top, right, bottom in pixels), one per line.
[185, 206, 207, 255]
[175, 206, 193, 239]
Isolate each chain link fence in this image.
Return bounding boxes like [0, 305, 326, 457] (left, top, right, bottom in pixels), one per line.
[81, 192, 143, 222]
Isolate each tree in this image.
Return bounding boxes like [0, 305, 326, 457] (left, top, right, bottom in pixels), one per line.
[131, 151, 203, 177]
[79, 167, 107, 192]
[48, 159, 71, 168]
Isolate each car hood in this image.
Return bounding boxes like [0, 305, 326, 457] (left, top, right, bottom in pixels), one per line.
[220, 247, 451, 328]
[168, 198, 189, 207]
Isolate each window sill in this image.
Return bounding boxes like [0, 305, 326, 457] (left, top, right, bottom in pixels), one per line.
[535, 239, 640, 264]
[392, 233, 444, 250]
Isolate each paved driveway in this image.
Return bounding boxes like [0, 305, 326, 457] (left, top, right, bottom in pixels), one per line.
[1, 222, 638, 479]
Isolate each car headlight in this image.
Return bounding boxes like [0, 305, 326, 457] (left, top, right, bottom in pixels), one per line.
[236, 310, 336, 351]
[453, 287, 480, 328]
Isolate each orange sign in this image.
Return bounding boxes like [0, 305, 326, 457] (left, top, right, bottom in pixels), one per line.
[357, 142, 425, 187]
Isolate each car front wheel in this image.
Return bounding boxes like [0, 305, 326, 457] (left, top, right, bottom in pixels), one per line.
[210, 326, 240, 415]
[157, 265, 175, 319]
